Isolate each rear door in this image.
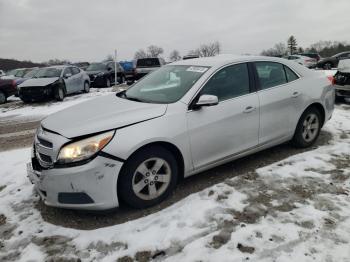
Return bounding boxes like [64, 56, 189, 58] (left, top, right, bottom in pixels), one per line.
[254, 61, 302, 145]
[187, 63, 259, 169]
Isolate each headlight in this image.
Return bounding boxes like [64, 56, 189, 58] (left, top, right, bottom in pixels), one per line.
[97, 72, 104, 76]
[57, 130, 115, 164]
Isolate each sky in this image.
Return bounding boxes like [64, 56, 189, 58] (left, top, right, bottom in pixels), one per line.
[0, 0, 349, 63]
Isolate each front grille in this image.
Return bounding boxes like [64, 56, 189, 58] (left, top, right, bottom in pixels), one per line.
[37, 137, 53, 148]
[39, 153, 52, 163]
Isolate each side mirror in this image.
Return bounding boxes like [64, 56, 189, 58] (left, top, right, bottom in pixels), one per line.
[107, 67, 113, 71]
[64, 73, 72, 78]
[194, 94, 218, 109]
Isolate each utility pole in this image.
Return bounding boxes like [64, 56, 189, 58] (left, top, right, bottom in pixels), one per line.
[114, 49, 118, 86]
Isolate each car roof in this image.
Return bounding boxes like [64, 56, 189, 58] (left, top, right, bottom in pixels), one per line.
[171, 54, 292, 67]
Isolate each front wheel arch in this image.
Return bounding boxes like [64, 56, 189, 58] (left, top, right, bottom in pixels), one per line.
[116, 142, 185, 204]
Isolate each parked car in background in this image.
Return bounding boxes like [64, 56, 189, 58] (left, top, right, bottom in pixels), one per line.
[134, 57, 165, 80]
[72, 62, 90, 71]
[285, 55, 317, 68]
[0, 70, 5, 77]
[334, 59, 350, 101]
[27, 55, 334, 210]
[316, 51, 350, 69]
[3, 68, 32, 79]
[14, 67, 39, 86]
[183, 55, 200, 60]
[297, 53, 321, 62]
[119, 61, 135, 83]
[85, 61, 125, 87]
[0, 79, 17, 104]
[18, 65, 90, 102]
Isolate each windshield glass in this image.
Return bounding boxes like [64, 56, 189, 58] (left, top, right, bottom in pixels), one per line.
[6, 69, 17, 75]
[24, 68, 39, 78]
[35, 68, 62, 78]
[86, 63, 107, 71]
[136, 58, 160, 67]
[124, 65, 209, 103]
[14, 69, 27, 77]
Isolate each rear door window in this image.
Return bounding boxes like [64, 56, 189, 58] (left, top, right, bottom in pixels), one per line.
[255, 62, 287, 89]
[71, 67, 80, 75]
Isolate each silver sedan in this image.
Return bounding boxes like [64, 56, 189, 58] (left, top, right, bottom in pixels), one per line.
[27, 55, 335, 210]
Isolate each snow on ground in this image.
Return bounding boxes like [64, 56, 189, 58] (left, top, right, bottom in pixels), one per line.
[0, 88, 115, 122]
[0, 105, 349, 262]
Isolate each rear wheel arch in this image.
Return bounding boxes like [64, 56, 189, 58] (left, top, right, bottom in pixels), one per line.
[305, 103, 325, 127]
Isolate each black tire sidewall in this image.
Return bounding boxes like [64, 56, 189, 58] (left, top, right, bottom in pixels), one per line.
[83, 81, 90, 93]
[118, 146, 178, 208]
[0, 91, 6, 104]
[55, 84, 65, 101]
[292, 107, 322, 148]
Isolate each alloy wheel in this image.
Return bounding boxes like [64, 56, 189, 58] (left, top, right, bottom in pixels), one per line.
[132, 157, 172, 201]
[302, 113, 319, 142]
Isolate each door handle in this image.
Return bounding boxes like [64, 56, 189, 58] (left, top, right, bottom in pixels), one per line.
[243, 106, 256, 113]
[292, 91, 300, 98]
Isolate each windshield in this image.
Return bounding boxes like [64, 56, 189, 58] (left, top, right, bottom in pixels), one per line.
[6, 69, 17, 75]
[124, 65, 209, 103]
[24, 68, 39, 78]
[86, 63, 107, 71]
[136, 58, 160, 67]
[34, 68, 62, 78]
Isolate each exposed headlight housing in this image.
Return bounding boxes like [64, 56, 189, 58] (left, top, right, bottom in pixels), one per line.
[57, 130, 115, 164]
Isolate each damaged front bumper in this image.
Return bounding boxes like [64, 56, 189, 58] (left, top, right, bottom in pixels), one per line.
[27, 154, 123, 210]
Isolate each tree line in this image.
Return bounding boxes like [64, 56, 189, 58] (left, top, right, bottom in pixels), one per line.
[261, 36, 350, 57]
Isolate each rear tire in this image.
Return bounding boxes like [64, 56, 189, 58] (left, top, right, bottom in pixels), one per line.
[323, 63, 333, 70]
[0, 91, 6, 104]
[105, 78, 111, 87]
[118, 146, 178, 208]
[292, 107, 321, 148]
[83, 81, 90, 93]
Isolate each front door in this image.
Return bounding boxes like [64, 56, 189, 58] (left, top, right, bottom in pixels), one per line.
[187, 63, 259, 169]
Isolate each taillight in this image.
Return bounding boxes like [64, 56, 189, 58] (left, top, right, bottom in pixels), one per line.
[12, 80, 17, 88]
[327, 76, 335, 85]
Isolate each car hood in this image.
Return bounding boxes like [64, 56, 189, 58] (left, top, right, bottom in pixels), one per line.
[41, 94, 167, 138]
[18, 77, 59, 87]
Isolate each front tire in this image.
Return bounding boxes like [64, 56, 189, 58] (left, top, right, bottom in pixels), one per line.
[292, 107, 321, 148]
[0, 91, 6, 104]
[118, 146, 178, 208]
[54, 85, 65, 101]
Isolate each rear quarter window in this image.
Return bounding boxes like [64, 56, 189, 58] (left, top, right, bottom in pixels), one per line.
[284, 66, 299, 82]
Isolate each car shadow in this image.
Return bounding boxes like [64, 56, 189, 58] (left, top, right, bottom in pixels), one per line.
[36, 130, 334, 230]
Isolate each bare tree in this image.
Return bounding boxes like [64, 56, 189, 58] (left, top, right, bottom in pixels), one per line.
[194, 41, 221, 57]
[169, 50, 181, 62]
[147, 45, 164, 58]
[261, 42, 288, 57]
[134, 49, 148, 59]
[308, 41, 332, 53]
